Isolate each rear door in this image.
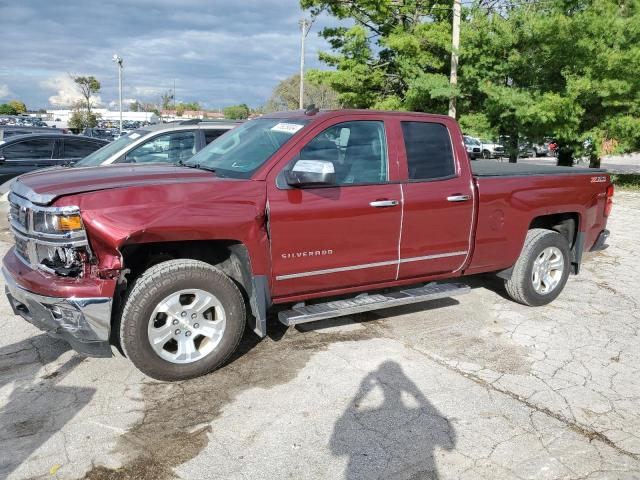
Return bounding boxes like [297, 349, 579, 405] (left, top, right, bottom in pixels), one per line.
[395, 118, 475, 280]
[62, 138, 105, 163]
[267, 116, 402, 298]
[0, 138, 56, 183]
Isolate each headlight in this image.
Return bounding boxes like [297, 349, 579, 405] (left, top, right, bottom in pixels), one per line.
[33, 211, 83, 234]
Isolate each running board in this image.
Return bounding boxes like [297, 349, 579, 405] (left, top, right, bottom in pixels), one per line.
[278, 282, 470, 326]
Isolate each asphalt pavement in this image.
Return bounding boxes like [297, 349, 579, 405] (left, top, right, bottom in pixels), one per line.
[0, 192, 639, 479]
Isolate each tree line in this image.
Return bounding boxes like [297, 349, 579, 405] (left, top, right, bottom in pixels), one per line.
[300, 0, 640, 165]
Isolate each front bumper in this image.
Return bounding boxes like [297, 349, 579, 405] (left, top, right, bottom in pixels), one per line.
[3, 266, 113, 357]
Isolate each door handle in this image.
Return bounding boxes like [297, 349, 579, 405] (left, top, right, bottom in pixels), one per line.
[446, 194, 471, 202]
[369, 199, 399, 208]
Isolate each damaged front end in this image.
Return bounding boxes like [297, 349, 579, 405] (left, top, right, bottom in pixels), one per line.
[4, 191, 114, 357]
[9, 192, 93, 277]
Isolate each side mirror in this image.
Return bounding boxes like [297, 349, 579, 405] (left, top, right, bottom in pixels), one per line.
[285, 160, 336, 187]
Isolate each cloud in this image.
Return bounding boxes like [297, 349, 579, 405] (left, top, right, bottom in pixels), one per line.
[131, 86, 166, 97]
[108, 98, 137, 109]
[40, 75, 102, 107]
[0, 84, 10, 99]
[0, 0, 342, 109]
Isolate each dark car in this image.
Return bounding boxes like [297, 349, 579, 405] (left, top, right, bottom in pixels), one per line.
[0, 125, 69, 141]
[0, 133, 108, 183]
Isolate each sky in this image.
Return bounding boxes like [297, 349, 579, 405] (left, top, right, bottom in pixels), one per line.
[0, 0, 340, 111]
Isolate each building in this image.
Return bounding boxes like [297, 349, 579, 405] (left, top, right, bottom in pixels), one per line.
[46, 109, 158, 124]
[160, 110, 225, 121]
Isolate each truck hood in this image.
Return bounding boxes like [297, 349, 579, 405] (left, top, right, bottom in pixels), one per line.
[12, 164, 217, 205]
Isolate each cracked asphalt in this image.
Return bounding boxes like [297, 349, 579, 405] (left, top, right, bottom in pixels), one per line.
[0, 192, 639, 480]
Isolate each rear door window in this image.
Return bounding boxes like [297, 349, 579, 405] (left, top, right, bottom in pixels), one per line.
[124, 131, 197, 164]
[63, 138, 103, 158]
[2, 138, 55, 160]
[204, 129, 227, 144]
[401, 122, 455, 180]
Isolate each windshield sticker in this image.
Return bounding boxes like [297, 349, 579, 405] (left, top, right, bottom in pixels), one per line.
[128, 132, 141, 139]
[270, 123, 304, 134]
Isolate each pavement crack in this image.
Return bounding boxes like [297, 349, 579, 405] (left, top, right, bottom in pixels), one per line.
[384, 327, 640, 463]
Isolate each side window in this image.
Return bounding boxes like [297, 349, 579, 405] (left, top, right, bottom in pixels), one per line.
[204, 129, 226, 144]
[64, 139, 103, 158]
[2, 139, 54, 160]
[124, 131, 196, 164]
[292, 121, 388, 185]
[401, 122, 455, 180]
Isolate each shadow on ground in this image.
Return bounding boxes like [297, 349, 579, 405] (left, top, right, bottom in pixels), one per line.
[331, 361, 456, 479]
[0, 334, 95, 478]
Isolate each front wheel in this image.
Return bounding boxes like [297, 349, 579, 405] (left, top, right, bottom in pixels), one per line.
[504, 229, 570, 306]
[120, 259, 246, 381]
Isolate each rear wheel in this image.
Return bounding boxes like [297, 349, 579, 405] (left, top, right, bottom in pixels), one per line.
[120, 259, 245, 381]
[504, 229, 570, 306]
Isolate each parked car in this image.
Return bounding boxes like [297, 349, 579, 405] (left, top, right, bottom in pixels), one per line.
[533, 143, 549, 157]
[480, 139, 506, 158]
[463, 135, 482, 160]
[0, 125, 69, 141]
[0, 133, 107, 184]
[74, 119, 239, 167]
[82, 127, 118, 142]
[3, 109, 613, 381]
[518, 141, 537, 158]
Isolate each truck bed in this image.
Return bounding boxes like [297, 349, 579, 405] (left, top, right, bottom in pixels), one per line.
[471, 159, 605, 177]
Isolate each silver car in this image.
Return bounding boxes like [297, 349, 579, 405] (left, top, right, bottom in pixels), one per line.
[75, 119, 239, 167]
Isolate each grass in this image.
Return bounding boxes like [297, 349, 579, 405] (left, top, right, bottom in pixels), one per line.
[610, 174, 640, 191]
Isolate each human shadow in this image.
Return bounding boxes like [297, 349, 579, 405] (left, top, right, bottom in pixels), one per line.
[0, 335, 96, 478]
[331, 361, 456, 480]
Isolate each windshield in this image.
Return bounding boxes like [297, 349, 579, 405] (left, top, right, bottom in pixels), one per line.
[184, 118, 309, 178]
[75, 130, 147, 166]
[464, 136, 481, 146]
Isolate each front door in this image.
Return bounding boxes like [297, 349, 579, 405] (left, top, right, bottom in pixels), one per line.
[267, 118, 402, 298]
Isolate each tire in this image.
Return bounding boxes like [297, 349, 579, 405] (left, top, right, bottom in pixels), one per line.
[120, 259, 246, 381]
[504, 229, 570, 306]
[483, 150, 491, 159]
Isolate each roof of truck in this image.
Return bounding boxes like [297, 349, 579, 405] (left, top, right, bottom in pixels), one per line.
[262, 109, 454, 122]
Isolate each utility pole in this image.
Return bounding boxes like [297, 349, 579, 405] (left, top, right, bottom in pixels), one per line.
[112, 54, 124, 134]
[299, 18, 310, 110]
[448, 0, 461, 118]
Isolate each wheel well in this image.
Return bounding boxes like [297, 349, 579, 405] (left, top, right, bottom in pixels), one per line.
[497, 213, 581, 281]
[529, 213, 579, 248]
[111, 240, 269, 349]
[119, 239, 241, 281]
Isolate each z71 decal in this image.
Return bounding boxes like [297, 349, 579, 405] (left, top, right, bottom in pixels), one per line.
[591, 176, 607, 183]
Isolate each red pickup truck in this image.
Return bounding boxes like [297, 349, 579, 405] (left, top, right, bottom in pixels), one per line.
[3, 110, 613, 380]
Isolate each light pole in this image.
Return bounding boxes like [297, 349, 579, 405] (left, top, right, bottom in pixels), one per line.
[299, 18, 310, 110]
[112, 54, 123, 134]
[448, 0, 461, 118]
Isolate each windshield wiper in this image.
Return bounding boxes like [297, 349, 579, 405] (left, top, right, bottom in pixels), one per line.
[177, 159, 216, 173]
